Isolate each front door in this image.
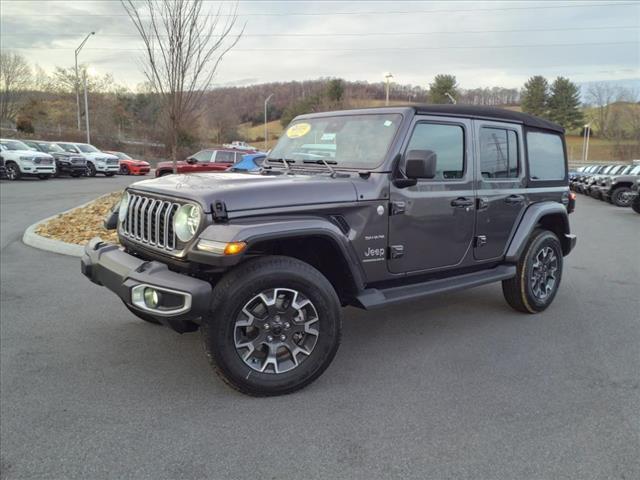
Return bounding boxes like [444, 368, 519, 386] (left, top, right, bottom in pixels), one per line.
[388, 116, 476, 274]
[473, 120, 527, 260]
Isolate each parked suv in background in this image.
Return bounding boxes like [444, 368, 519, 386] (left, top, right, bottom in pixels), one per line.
[103, 151, 150, 175]
[56, 142, 119, 177]
[0, 138, 56, 180]
[83, 106, 576, 396]
[21, 140, 87, 178]
[154, 149, 245, 177]
[601, 164, 640, 206]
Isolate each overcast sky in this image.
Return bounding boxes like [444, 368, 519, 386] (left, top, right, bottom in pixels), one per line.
[1, 0, 639, 91]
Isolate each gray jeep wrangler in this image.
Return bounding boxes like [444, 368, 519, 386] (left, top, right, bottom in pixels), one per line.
[82, 106, 576, 396]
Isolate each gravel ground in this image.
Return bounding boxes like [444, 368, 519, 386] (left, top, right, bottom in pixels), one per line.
[1, 176, 639, 480]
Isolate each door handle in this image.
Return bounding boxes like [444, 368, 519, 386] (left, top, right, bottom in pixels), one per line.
[505, 194, 525, 204]
[451, 197, 474, 208]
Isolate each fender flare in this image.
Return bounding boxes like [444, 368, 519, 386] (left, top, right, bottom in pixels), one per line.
[505, 202, 574, 262]
[195, 217, 366, 291]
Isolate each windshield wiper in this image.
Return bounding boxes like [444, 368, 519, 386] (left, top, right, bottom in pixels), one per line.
[303, 159, 338, 177]
[266, 158, 295, 170]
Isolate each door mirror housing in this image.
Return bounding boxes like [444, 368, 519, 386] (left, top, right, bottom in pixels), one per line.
[405, 150, 437, 179]
[186, 156, 197, 164]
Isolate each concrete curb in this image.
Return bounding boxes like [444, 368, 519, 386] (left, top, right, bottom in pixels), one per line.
[22, 193, 117, 258]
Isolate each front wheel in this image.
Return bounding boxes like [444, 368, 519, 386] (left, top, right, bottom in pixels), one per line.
[86, 162, 97, 177]
[201, 256, 342, 396]
[611, 186, 632, 207]
[6, 163, 21, 180]
[502, 229, 563, 314]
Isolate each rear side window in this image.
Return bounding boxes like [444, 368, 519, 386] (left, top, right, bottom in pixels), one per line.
[215, 151, 235, 163]
[479, 127, 519, 179]
[527, 132, 566, 181]
[406, 123, 464, 180]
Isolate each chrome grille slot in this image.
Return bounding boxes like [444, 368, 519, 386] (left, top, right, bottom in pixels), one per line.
[121, 193, 181, 252]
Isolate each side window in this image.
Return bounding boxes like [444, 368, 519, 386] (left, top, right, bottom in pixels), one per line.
[527, 132, 566, 181]
[406, 123, 464, 180]
[215, 151, 236, 163]
[193, 150, 212, 162]
[479, 127, 519, 179]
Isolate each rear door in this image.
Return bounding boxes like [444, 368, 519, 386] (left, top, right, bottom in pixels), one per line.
[473, 120, 526, 260]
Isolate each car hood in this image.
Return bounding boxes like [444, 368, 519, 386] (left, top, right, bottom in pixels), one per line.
[84, 152, 118, 160]
[128, 171, 359, 212]
[11, 149, 53, 159]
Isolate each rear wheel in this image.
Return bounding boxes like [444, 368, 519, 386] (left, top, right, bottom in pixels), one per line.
[201, 256, 342, 396]
[502, 229, 563, 314]
[6, 163, 20, 180]
[611, 186, 632, 207]
[86, 162, 97, 177]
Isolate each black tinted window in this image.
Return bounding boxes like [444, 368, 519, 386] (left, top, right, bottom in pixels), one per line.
[406, 123, 464, 180]
[479, 128, 519, 179]
[215, 151, 235, 163]
[527, 132, 566, 181]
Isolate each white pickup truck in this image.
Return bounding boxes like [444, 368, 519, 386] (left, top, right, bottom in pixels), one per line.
[0, 138, 56, 180]
[56, 142, 120, 177]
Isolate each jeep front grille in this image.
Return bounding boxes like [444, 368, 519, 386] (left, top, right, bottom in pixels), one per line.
[121, 193, 180, 251]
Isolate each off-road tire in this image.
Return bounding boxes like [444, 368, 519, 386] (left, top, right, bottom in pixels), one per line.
[124, 302, 162, 325]
[201, 256, 342, 396]
[86, 162, 97, 177]
[631, 194, 640, 214]
[502, 229, 563, 314]
[611, 186, 632, 207]
[6, 162, 21, 180]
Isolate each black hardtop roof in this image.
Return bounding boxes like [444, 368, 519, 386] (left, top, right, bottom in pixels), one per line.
[296, 105, 564, 133]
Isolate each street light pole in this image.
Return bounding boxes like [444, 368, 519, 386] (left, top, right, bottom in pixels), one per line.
[582, 122, 592, 164]
[384, 73, 393, 106]
[83, 72, 91, 143]
[75, 32, 95, 131]
[264, 93, 274, 151]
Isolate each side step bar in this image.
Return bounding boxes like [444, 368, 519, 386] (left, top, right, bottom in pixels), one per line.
[354, 265, 516, 310]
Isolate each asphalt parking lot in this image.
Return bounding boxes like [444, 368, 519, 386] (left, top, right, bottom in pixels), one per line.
[1, 176, 638, 480]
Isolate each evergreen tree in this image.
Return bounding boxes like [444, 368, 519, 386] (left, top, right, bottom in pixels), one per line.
[428, 74, 458, 104]
[547, 77, 584, 130]
[521, 76, 548, 117]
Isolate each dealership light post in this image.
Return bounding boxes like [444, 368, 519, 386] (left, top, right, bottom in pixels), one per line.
[582, 122, 592, 163]
[384, 73, 393, 106]
[75, 32, 95, 131]
[83, 72, 91, 143]
[264, 93, 274, 150]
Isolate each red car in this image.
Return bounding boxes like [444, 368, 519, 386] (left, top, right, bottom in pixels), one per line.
[105, 151, 151, 175]
[155, 149, 244, 177]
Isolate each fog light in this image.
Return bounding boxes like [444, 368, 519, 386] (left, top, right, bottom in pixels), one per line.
[143, 287, 160, 308]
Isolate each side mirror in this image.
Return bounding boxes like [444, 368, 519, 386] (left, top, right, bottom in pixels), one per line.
[186, 157, 197, 164]
[405, 150, 437, 179]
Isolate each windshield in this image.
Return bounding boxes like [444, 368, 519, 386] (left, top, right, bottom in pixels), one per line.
[0, 140, 30, 151]
[113, 152, 131, 160]
[58, 143, 78, 153]
[37, 142, 63, 153]
[77, 143, 99, 153]
[268, 113, 402, 169]
[630, 165, 640, 175]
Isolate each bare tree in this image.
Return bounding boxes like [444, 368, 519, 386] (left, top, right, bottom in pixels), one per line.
[0, 51, 32, 126]
[121, 0, 244, 171]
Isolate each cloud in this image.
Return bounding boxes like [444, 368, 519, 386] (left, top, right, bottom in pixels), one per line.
[1, 0, 638, 89]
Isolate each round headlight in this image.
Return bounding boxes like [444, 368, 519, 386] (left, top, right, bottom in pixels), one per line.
[118, 192, 130, 223]
[173, 204, 202, 242]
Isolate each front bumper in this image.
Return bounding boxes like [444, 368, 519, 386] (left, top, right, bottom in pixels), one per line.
[81, 237, 213, 330]
[95, 163, 120, 172]
[59, 163, 86, 174]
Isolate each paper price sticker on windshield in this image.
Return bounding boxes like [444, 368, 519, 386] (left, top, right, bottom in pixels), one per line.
[286, 123, 311, 138]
